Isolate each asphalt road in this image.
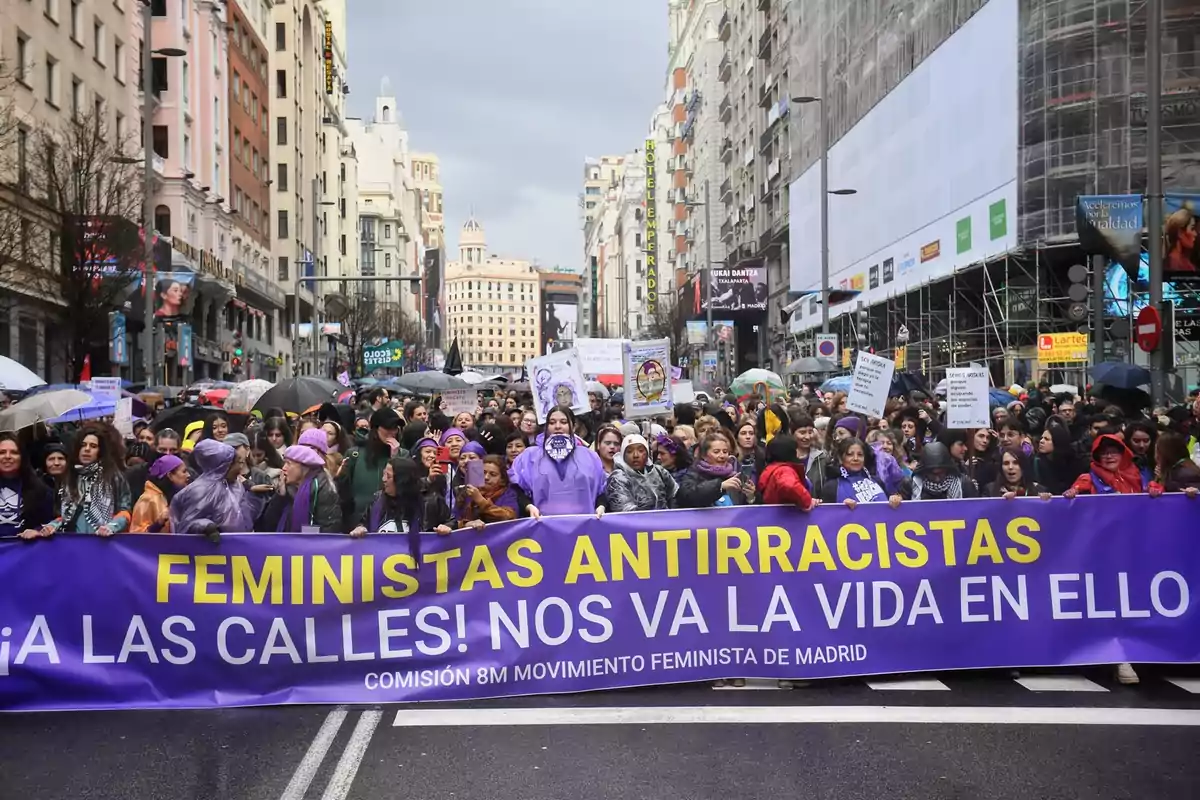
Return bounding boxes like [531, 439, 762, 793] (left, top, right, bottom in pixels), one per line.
[3, 668, 1200, 800]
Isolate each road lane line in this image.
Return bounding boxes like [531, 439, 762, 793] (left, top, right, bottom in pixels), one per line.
[320, 710, 383, 800]
[866, 678, 951, 691]
[1165, 678, 1200, 694]
[1015, 675, 1109, 692]
[391, 705, 1200, 727]
[279, 707, 348, 800]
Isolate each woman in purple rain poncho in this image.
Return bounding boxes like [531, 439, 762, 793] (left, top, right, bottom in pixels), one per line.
[169, 439, 254, 540]
[509, 405, 607, 519]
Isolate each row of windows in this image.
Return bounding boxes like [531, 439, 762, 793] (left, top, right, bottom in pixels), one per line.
[451, 281, 532, 293]
[458, 329, 532, 339]
[450, 304, 537, 315]
[229, 20, 268, 83]
[230, 74, 268, 134]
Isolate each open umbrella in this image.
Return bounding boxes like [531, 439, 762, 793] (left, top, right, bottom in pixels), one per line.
[788, 356, 839, 374]
[458, 370, 488, 385]
[585, 380, 610, 399]
[1092, 362, 1151, 391]
[150, 405, 244, 434]
[819, 375, 853, 394]
[0, 389, 91, 431]
[0, 356, 46, 392]
[251, 376, 343, 415]
[222, 379, 275, 413]
[729, 368, 787, 402]
[393, 371, 469, 393]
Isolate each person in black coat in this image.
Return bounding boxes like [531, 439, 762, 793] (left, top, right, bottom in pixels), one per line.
[983, 446, 1051, 499]
[898, 442, 979, 500]
[1033, 419, 1081, 495]
[0, 432, 56, 537]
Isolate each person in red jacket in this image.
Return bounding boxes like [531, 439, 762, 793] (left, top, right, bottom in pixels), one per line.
[1064, 433, 1164, 498]
[757, 435, 818, 510]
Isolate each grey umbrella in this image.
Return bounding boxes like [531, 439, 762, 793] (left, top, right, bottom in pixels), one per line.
[394, 371, 469, 393]
[789, 356, 839, 374]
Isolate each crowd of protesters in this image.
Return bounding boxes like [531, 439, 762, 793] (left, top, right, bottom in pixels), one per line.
[4, 378, 1200, 684]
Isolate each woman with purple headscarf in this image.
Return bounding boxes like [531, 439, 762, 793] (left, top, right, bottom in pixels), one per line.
[262, 445, 342, 533]
[509, 405, 607, 519]
[831, 415, 904, 494]
[169, 440, 255, 540]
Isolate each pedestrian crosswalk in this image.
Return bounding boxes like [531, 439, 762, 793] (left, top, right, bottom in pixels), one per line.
[711, 673, 1200, 693]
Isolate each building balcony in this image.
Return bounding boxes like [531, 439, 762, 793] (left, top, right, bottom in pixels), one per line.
[758, 26, 773, 57]
[718, 54, 732, 83]
[720, 137, 734, 163]
[718, 10, 731, 41]
[759, 128, 774, 153]
[721, 219, 733, 241]
[718, 96, 732, 123]
[720, 178, 732, 202]
[759, 83, 774, 109]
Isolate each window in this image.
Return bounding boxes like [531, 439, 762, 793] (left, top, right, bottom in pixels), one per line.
[384, 224, 391, 239]
[71, 76, 83, 120]
[115, 111, 125, 141]
[183, 134, 190, 169]
[636, 286, 643, 300]
[151, 57, 168, 94]
[16, 34, 30, 87]
[151, 0, 166, 15]
[70, 0, 83, 43]
[154, 205, 171, 236]
[232, 71, 240, 101]
[16, 127, 29, 191]
[232, 132, 240, 161]
[93, 95, 104, 121]
[275, 69, 286, 98]
[114, 39, 126, 84]
[274, 22, 285, 51]
[44, 0, 59, 23]
[251, 149, 259, 174]
[276, 116, 287, 145]
[251, 94, 258, 122]
[181, 61, 189, 107]
[93, 19, 105, 64]
[277, 210, 288, 239]
[45, 58, 59, 107]
[277, 255, 288, 281]
[277, 162, 287, 191]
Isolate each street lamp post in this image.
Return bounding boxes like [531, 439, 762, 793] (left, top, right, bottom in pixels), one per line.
[1146, 0, 1165, 406]
[792, 82, 857, 341]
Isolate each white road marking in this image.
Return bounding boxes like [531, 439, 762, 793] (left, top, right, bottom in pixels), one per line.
[712, 679, 787, 690]
[1015, 675, 1109, 693]
[279, 707, 349, 800]
[320, 710, 383, 800]
[391, 705, 1200, 727]
[1165, 678, 1200, 694]
[866, 678, 951, 691]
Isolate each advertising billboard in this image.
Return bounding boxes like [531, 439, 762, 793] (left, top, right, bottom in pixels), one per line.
[1163, 193, 1199, 278]
[541, 293, 579, 355]
[787, 0, 1019, 332]
[424, 247, 443, 350]
[710, 265, 768, 311]
[1077, 195, 1144, 277]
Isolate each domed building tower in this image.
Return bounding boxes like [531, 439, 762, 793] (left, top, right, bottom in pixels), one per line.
[459, 216, 487, 266]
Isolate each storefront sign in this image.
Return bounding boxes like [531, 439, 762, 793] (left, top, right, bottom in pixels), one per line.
[324, 21, 334, 95]
[171, 237, 232, 283]
[1036, 332, 1089, 364]
[644, 139, 657, 315]
[362, 342, 405, 370]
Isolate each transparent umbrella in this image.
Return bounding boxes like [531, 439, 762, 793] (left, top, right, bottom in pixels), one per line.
[0, 389, 91, 431]
[222, 379, 275, 413]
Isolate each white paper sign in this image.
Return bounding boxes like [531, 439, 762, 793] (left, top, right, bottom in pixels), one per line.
[89, 376, 122, 404]
[845, 352, 895, 419]
[672, 380, 696, 405]
[112, 397, 134, 437]
[945, 367, 990, 429]
[574, 338, 627, 375]
[439, 388, 479, 418]
[526, 348, 589, 424]
[622, 338, 674, 419]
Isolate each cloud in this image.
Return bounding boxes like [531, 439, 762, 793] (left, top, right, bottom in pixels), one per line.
[346, 0, 667, 271]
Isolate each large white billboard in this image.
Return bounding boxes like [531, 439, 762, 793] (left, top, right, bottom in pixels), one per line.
[788, 0, 1019, 332]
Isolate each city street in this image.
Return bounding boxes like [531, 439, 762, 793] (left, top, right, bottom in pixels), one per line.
[3, 668, 1200, 799]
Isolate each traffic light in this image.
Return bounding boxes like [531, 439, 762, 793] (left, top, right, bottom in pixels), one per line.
[855, 302, 870, 347]
[231, 356, 242, 370]
[233, 330, 244, 359]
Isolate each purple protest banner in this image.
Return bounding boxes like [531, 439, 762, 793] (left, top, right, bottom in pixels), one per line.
[0, 495, 1198, 711]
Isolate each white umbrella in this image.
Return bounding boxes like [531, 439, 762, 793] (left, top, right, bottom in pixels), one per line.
[458, 370, 488, 385]
[585, 380, 610, 399]
[0, 389, 91, 431]
[222, 379, 275, 413]
[0, 356, 46, 392]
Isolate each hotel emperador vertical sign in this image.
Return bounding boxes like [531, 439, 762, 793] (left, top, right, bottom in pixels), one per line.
[644, 139, 657, 315]
[324, 21, 334, 95]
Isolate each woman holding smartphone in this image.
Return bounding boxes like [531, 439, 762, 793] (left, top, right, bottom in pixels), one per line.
[457, 455, 527, 530]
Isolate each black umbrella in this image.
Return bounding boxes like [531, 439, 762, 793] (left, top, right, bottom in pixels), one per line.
[151, 405, 247, 434]
[1092, 362, 1151, 391]
[393, 371, 469, 393]
[443, 338, 464, 376]
[251, 377, 343, 415]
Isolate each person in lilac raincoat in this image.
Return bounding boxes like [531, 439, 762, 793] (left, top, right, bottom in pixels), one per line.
[509, 405, 607, 519]
[168, 439, 254, 541]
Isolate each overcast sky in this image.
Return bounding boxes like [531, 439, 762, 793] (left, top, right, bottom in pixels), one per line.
[345, 1, 668, 272]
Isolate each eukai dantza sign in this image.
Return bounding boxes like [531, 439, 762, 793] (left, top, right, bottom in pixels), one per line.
[0, 496, 1197, 711]
[644, 139, 658, 315]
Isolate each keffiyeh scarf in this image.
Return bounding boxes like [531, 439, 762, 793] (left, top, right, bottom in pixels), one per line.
[910, 474, 963, 500]
[60, 463, 115, 532]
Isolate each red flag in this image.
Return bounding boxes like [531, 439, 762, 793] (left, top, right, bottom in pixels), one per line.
[79, 354, 92, 382]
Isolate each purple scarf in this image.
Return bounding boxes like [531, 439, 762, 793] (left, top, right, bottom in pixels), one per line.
[692, 458, 736, 479]
[278, 469, 320, 532]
